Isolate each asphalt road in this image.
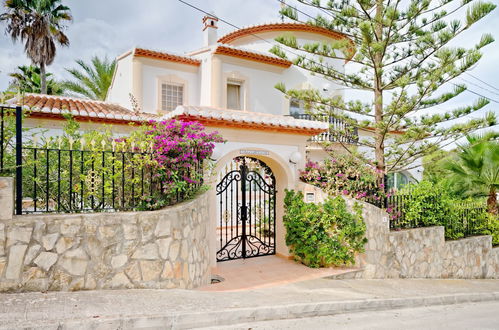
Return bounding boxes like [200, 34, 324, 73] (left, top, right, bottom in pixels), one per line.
[208, 301, 499, 330]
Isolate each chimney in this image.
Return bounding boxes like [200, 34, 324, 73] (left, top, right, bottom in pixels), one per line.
[203, 13, 218, 47]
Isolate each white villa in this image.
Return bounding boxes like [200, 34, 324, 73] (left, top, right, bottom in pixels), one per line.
[9, 15, 421, 261]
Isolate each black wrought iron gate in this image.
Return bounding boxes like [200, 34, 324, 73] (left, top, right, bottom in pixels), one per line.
[216, 157, 276, 262]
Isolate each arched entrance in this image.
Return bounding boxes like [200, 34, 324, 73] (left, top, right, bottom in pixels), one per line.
[216, 156, 276, 262]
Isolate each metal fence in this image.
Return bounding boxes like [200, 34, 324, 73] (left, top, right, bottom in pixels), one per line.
[289, 113, 359, 144]
[1, 105, 204, 215]
[378, 193, 488, 238]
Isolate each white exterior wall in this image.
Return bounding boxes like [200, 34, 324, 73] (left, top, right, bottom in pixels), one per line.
[107, 54, 133, 109]
[221, 61, 285, 114]
[140, 60, 200, 114]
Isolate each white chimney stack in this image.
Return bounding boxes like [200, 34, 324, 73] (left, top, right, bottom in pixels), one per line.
[203, 13, 218, 47]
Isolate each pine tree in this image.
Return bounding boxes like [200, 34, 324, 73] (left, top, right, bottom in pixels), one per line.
[272, 0, 497, 183]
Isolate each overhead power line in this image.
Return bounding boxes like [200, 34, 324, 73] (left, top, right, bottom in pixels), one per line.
[464, 72, 499, 94]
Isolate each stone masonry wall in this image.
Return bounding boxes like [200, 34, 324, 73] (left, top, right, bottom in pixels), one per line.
[351, 199, 499, 279]
[0, 187, 211, 292]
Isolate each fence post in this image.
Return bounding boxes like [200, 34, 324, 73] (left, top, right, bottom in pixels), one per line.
[15, 106, 22, 215]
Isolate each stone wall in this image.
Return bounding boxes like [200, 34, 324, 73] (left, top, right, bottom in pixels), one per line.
[352, 199, 499, 279]
[0, 188, 211, 292]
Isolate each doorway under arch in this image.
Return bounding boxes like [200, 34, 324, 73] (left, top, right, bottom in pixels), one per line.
[216, 156, 276, 262]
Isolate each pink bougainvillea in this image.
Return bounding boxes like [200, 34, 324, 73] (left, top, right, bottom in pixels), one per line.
[299, 153, 384, 202]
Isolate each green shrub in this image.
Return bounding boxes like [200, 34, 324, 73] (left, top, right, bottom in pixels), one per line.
[395, 181, 493, 241]
[283, 190, 367, 268]
[476, 214, 499, 246]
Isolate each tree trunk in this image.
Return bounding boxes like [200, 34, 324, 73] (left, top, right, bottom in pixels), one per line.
[373, 0, 385, 187]
[40, 62, 47, 95]
[487, 186, 498, 215]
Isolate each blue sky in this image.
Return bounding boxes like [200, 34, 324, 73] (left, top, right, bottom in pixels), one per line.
[0, 0, 498, 129]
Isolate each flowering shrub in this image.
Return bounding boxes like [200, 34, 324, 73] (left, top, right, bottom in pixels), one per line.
[300, 153, 382, 201]
[120, 119, 224, 209]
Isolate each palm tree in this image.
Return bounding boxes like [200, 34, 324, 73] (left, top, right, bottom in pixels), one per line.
[62, 56, 116, 100]
[0, 0, 72, 94]
[444, 133, 499, 214]
[9, 65, 65, 95]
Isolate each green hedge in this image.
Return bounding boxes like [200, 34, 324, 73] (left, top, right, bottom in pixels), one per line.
[283, 190, 367, 268]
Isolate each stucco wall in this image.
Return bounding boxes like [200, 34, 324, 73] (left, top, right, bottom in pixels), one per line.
[0, 187, 211, 292]
[351, 200, 499, 279]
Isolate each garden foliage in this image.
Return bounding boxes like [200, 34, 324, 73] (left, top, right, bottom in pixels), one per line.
[283, 190, 367, 268]
[299, 153, 383, 202]
[391, 181, 498, 243]
[1, 115, 223, 211]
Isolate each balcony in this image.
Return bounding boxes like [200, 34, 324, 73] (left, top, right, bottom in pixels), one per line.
[290, 113, 359, 144]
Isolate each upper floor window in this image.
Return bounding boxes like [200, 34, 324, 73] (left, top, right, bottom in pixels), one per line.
[227, 80, 242, 110]
[161, 82, 184, 111]
[289, 98, 306, 116]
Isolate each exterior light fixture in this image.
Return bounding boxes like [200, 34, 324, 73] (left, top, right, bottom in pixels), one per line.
[289, 151, 302, 164]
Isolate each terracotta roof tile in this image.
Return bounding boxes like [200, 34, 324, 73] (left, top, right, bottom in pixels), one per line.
[134, 48, 201, 66]
[214, 45, 292, 68]
[9, 94, 159, 123]
[163, 105, 329, 135]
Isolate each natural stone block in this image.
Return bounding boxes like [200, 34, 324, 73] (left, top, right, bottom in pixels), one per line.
[98, 226, 119, 246]
[169, 241, 180, 260]
[55, 237, 74, 254]
[140, 218, 156, 243]
[0, 257, 6, 277]
[69, 277, 85, 291]
[32, 221, 46, 242]
[161, 262, 173, 279]
[157, 238, 172, 259]
[59, 249, 89, 276]
[6, 244, 28, 279]
[173, 262, 183, 279]
[123, 224, 138, 240]
[154, 218, 171, 237]
[60, 218, 81, 236]
[108, 272, 131, 288]
[49, 269, 72, 291]
[6, 227, 33, 247]
[125, 261, 141, 283]
[24, 244, 41, 265]
[140, 260, 162, 281]
[0, 223, 5, 256]
[111, 255, 128, 269]
[41, 233, 59, 251]
[132, 243, 159, 260]
[85, 236, 103, 257]
[85, 275, 97, 290]
[0, 178, 14, 220]
[34, 252, 58, 272]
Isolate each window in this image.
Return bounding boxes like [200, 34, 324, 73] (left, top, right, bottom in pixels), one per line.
[289, 97, 305, 116]
[161, 83, 184, 111]
[227, 81, 242, 110]
[386, 172, 410, 190]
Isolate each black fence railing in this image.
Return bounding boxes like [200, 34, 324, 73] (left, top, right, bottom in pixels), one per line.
[290, 113, 359, 144]
[1, 105, 204, 214]
[368, 192, 489, 238]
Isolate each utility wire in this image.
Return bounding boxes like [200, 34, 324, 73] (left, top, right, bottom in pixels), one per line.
[177, 0, 357, 87]
[178, 0, 499, 107]
[452, 83, 499, 104]
[464, 72, 499, 93]
[459, 77, 499, 98]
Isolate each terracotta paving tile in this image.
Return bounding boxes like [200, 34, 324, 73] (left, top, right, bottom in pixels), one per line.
[198, 255, 359, 292]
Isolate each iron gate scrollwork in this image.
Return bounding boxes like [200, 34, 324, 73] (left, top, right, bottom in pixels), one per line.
[216, 157, 276, 262]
